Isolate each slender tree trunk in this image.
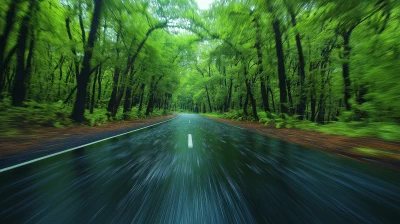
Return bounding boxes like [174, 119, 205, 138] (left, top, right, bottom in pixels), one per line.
[310, 79, 317, 122]
[272, 20, 289, 114]
[0, 0, 23, 93]
[288, 10, 307, 119]
[71, 0, 103, 122]
[138, 84, 145, 112]
[317, 62, 328, 123]
[58, 59, 64, 99]
[90, 68, 98, 114]
[225, 78, 233, 112]
[123, 66, 136, 113]
[97, 65, 102, 104]
[107, 69, 120, 112]
[205, 86, 212, 112]
[65, 17, 80, 83]
[246, 81, 259, 120]
[243, 65, 258, 120]
[243, 91, 249, 117]
[342, 31, 352, 111]
[254, 15, 270, 113]
[267, 0, 289, 115]
[145, 92, 154, 116]
[268, 87, 276, 113]
[286, 78, 293, 114]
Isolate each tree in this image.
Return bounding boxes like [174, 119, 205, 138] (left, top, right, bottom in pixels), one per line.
[71, 0, 103, 122]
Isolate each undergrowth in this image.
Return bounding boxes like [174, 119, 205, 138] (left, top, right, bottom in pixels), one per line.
[0, 98, 172, 137]
[202, 110, 400, 141]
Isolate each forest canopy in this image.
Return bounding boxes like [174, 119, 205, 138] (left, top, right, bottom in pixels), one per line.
[0, 0, 399, 139]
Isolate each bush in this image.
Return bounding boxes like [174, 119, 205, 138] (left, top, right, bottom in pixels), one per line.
[222, 110, 243, 120]
[85, 109, 108, 127]
[0, 98, 73, 136]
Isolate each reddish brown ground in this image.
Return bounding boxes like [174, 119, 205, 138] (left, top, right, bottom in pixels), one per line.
[206, 116, 400, 170]
[0, 115, 177, 158]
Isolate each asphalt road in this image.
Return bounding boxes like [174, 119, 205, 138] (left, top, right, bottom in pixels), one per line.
[1, 114, 399, 223]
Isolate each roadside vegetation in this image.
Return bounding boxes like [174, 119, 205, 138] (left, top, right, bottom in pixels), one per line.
[203, 110, 400, 141]
[0, 97, 171, 137]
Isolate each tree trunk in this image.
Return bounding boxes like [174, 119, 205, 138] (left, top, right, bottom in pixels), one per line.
[310, 81, 317, 122]
[272, 19, 289, 114]
[97, 65, 102, 104]
[268, 87, 276, 113]
[65, 17, 80, 83]
[58, 58, 64, 99]
[254, 15, 270, 113]
[123, 66, 136, 113]
[246, 80, 259, 120]
[205, 85, 212, 112]
[244, 65, 258, 120]
[12, 1, 36, 106]
[145, 92, 154, 116]
[288, 10, 307, 119]
[138, 83, 145, 111]
[243, 91, 249, 117]
[342, 31, 352, 111]
[267, 0, 289, 115]
[225, 78, 233, 112]
[71, 0, 103, 122]
[286, 78, 293, 114]
[107, 68, 120, 112]
[0, 0, 23, 93]
[145, 76, 155, 116]
[90, 68, 98, 114]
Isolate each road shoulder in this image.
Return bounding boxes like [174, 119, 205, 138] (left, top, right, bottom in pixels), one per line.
[204, 116, 400, 170]
[0, 114, 177, 169]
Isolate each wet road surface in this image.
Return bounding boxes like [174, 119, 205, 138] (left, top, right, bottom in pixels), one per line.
[1, 114, 399, 223]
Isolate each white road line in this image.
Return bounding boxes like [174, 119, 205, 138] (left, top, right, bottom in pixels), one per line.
[189, 120, 190, 123]
[0, 116, 179, 173]
[188, 134, 193, 148]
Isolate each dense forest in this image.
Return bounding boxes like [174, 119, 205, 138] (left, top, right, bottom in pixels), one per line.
[0, 0, 399, 139]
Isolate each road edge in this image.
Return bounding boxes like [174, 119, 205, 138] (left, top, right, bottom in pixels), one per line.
[0, 115, 179, 173]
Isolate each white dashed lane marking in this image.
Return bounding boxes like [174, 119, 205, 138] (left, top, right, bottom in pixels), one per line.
[188, 134, 193, 148]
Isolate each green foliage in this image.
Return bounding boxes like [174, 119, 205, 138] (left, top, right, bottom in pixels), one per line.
[221, 110, 243, 120]
[352, 147, 400, 160]
[0, 98, 72, 136]
[298, 121, 400, 141]
[85, 109, 108, 127]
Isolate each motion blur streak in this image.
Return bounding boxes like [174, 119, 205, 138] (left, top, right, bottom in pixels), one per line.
[1, 114, 399, 223]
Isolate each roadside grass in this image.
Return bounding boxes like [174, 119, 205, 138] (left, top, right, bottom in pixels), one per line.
[0, 98, 173, 137]
[352, 147, 400, 160]
[201, 110, 400, 142]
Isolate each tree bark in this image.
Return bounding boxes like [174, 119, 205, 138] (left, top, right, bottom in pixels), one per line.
[272, 19, 288, 114]
[12, 0, 36, 106]
[243, 91, 249, 117]
[225, 78, 233, 112]
[97, 65, 102, 104]
[268, 0, 289, 115]
[288, 9, 307, 119]
[254, 14, 270, 113]
[205, 85, 212, 112]
[342, 31, 352, 111]
[243, 64, 259, 120]
[123, 66, 136, 113]
[71, 0, 103, 122]
[0, 0, 23, 93]
[138, 83, 145, 112]
[90, 68, 99, 114]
